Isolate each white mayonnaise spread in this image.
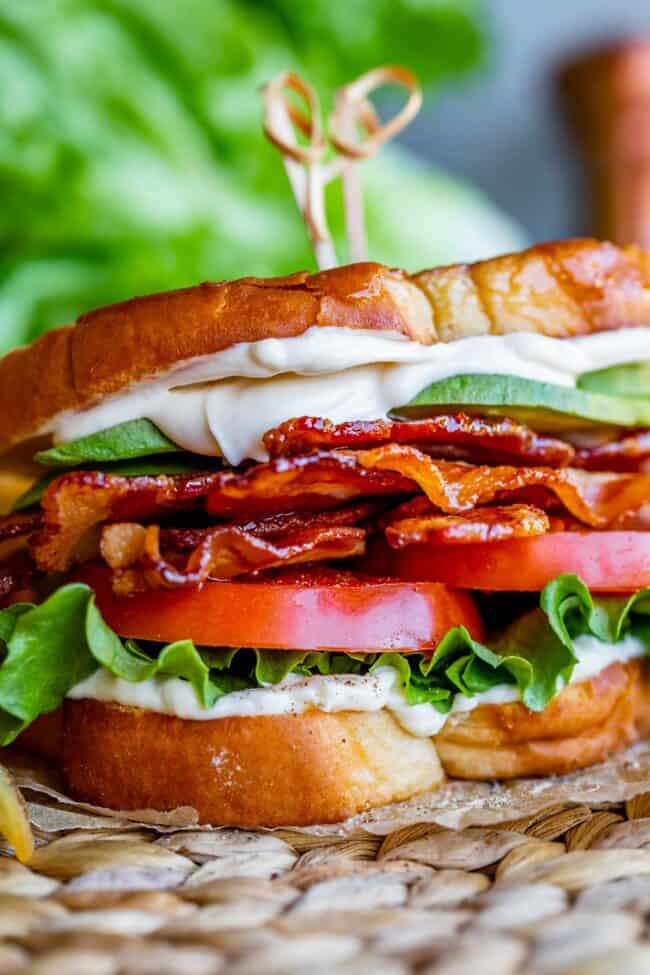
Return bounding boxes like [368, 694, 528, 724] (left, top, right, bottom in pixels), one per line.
[51, 326, 650, 465]
[67, 633, 647, 738]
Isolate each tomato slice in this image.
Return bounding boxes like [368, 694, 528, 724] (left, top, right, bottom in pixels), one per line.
[79, 564, 484, 652]
[382, 532, 650, 592]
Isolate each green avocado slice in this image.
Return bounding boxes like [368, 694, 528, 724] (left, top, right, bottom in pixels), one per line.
[392, 373, 650, 432]
[577, 361, 650, 400]
[34, 418, 179, 467]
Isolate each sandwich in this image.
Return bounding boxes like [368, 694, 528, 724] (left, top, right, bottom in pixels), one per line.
[1, 237, 650, 827]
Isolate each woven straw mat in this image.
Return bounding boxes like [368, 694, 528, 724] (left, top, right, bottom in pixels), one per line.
[5, 755, 650, 973]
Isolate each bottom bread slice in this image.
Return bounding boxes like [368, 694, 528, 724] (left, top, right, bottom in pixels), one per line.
[62, 703, 444, 827]
[436, 659, 650, 778]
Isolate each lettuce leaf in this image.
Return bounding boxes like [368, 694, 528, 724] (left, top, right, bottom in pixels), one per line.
[2, 574, 650, 747]
[0, 585, 263, 743]
[372, 575, 650, 714]
[0, 586, 98, 742]
[542, 574, 650, 646]
[367, 630, 506, 713]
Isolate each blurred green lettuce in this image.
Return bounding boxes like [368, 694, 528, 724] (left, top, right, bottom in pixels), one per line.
[0, 0, 524, 351]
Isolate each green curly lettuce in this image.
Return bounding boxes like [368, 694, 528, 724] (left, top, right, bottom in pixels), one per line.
[377, 574, 650, 714]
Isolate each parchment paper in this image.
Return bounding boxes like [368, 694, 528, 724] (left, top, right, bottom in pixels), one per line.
[5, 740, 650, 840]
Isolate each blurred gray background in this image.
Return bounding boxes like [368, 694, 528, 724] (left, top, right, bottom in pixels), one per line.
[408, 0, 650, 242]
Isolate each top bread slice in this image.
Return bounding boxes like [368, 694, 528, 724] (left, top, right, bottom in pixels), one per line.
[1, 237, 649, 453]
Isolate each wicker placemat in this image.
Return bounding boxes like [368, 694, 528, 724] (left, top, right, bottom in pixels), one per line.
[4, 788, 650, 974]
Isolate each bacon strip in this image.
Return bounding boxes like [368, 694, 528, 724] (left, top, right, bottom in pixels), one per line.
[163, 501, 382, 550]
[32, 464, 388, 573]
[0, 510, 42, 543]
[574, 431, 650, 472]
[206, 451, 412, 518]
[32, 470, 219, 572]
[32, 446, 650, 574]
[353, 445, 650, 528]
[385, 504, 550, 548]
[204, 445, 650, 527]
[101, 522, 366, 594]
[264, 415, 574, 467]
[0, 552, 36, 603]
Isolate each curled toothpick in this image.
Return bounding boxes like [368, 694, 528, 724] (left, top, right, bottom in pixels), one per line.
[329, 65, 422, 264]
[328, 65, 422, 160]
[263, 71, 337, 270]
[262, 65, 422, 268]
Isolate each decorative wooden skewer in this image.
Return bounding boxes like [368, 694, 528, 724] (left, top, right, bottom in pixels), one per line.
[262, 65, 421, 269]
[329, 66, 422, 263]
[263, 71, 336, 270]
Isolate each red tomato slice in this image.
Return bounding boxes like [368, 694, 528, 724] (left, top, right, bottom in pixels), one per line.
[381, 532, 650, 592]
[79, 564, 484, 652]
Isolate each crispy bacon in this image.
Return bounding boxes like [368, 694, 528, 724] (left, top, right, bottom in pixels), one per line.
[0, 551, 36, 604]
[31, 441, 650, 575]
[574, 431, 650, 472]
[101, 522, 366, 594]
[32, 463, 386, 574]
[205, 445, 650, 527]
[264, 415, 575, 467]
[353, 444, 650, 528]
[205, 451, 412, 518]
[0, 510, 42, 543]
[32, 470, 219, 572]
[162, 501, 383, 550]
[385, 503, 550, 548]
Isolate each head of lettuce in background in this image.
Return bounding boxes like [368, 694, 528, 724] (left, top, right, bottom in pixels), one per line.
[0, 0, 524, 353]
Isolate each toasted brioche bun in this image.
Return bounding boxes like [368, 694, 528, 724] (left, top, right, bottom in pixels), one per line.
[435, 658, 650, 778]
[61, 703, 444, 827]
[1, 238, 650, 452]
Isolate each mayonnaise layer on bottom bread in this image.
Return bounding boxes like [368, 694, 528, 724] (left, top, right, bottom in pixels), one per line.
[67, 633, 647, 737]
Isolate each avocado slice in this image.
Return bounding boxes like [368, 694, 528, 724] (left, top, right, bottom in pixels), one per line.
[577, 361, 650, 400]
[392, 373, 650, 433]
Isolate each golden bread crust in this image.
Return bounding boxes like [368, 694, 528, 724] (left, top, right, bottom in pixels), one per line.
[435, 659, 650, 778]
[61, 703, 444, 827]
[1, 238, 650, 451]
[414, 238, 650, 341]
